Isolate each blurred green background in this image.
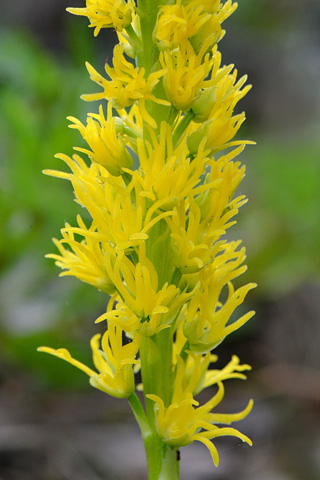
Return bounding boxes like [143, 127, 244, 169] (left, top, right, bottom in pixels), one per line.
[0, 1, 320, 479]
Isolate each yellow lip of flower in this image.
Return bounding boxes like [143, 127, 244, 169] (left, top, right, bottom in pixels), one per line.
[68, 103, 133, 176]
[38, 322, 140, 399]
[67, 0, 135, 36]
[202, 355, 251, 392]
[171, 352, 251, 402]
[81, 44, 169, 128]
[147, 380, 253, 466]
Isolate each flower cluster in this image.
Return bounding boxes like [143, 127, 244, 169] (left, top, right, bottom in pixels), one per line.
[39, 0, 255, 473]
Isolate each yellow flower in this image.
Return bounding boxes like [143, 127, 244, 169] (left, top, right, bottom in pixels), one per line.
[82, 44, 169, 127]
[195, 146, 248, 224]
[188, 1, 237, 54]
[166, 147, 249, 275]
[38, 322, 140, 398]
[96, 250, 197, 336]
[172, 352, 251, 400]
[129, 122, 214, 209]
[154, 2, 211, 51]
[67, 0, 135, 36]
[188, 66, 253, 152]
[172, 321, 252, 395]
[68, 103, 133, 176]
[44, 153, 175, 253]
[148, 380, 253, 466]
[159, 39, 215, 111]
[183, 247, 257, 353]
[46, 214, 116, 294]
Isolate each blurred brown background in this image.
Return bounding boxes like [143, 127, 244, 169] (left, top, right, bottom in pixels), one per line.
[0, 1, 320, 479]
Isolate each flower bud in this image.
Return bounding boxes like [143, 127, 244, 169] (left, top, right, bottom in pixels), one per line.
[187, 122, 210, 154]
[191, 87, 217, 123]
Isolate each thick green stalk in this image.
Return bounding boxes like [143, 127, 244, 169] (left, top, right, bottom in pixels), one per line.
[136, 0, 173, 134]
[139, 328, 178, 480]
[136, 0, 159, 74]
[158, 445, 180, 480]
[132, 2, 181, 478]
[140, 329, 173, 422]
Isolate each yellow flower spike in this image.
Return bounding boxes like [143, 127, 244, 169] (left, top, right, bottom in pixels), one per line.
[81, 44, 169, 127]
[67, 103, 133, 176]
[67, 0, 135, 36]
[148, 380, 253, 466]
[38, 322, 140, 398]
[42, 0, 256, 474]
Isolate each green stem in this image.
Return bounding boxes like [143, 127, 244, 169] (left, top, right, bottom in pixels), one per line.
[139, 328, 177, 479]
[136, 0, 159, 74]
[140, 330, 173, 420]
[130, 2, 180, 479]
[158, 445, 180, 480]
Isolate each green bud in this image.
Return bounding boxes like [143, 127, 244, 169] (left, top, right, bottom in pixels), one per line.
[191, 87, 217, 123]
[187, 122, 210, 154]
